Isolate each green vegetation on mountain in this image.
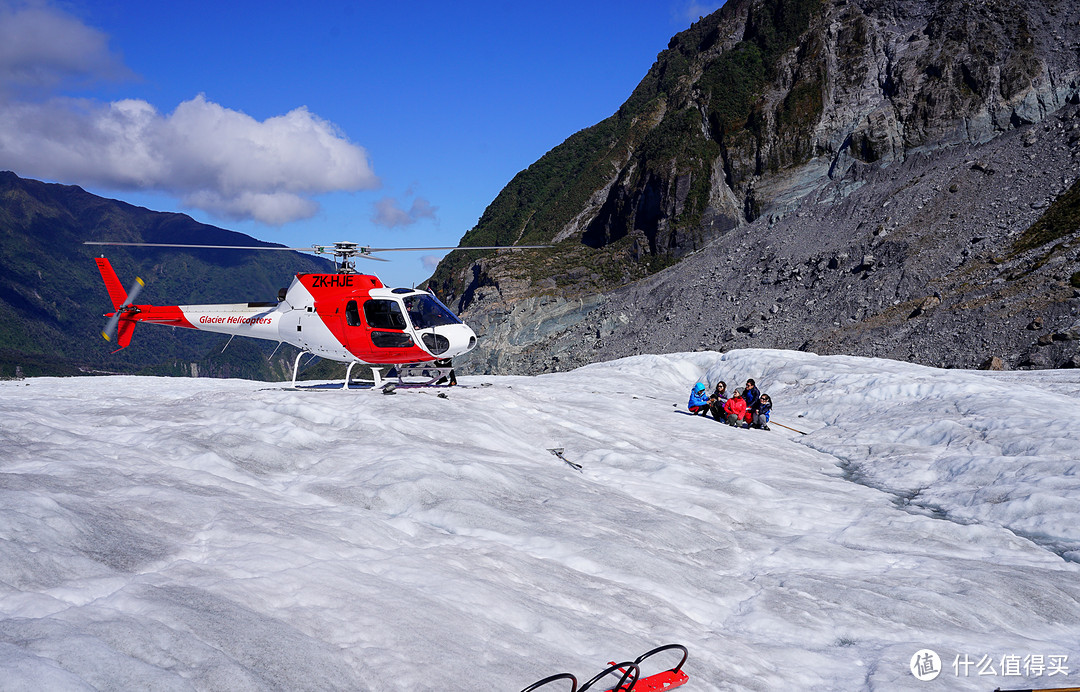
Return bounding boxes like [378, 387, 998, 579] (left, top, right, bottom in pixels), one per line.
[428, 0, 825, 302]
[1006, 178, 1080, 283]
[1014, 179, 1080, 254]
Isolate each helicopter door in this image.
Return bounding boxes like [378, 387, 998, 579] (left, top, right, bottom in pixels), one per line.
[341, 299, 368, 354]
[363, 299, 413, 348]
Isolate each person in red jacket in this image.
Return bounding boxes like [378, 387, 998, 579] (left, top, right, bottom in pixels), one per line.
[723, 388, 749, 427]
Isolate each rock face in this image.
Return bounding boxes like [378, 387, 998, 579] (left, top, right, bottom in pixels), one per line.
[428, 0, 1080, 374]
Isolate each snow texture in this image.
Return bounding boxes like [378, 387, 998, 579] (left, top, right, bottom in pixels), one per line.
[1, 349, 1078, 690]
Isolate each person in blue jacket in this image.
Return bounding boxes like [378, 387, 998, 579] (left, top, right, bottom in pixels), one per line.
[742, 378, 761, 409]
[687, 382, 710, 416]
[751, 393, 772, 430]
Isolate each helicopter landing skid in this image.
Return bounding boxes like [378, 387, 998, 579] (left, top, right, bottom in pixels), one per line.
[393, 365, 454, 387]
[282, 359, 454, 391]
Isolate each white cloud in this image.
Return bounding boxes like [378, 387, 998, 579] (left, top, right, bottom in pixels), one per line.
[421, 254, 443, 271]
[0, 2, 380, 225]
[183, 190, 319, 227]
[0, 94, 379, 224]
[372, 195, 437, 228]
[0, 1, 131, 93]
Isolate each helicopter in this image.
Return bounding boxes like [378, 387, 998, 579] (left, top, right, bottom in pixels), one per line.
[85, 240, 546, 389]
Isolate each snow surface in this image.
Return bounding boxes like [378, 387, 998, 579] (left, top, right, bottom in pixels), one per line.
[1, 349, 1079, 691]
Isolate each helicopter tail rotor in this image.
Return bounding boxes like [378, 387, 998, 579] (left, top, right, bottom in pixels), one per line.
[94, 258, 144, 346]
[101, 276, 143, 342]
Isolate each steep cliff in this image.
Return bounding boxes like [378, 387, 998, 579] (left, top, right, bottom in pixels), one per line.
[428, 0, 1080, 373]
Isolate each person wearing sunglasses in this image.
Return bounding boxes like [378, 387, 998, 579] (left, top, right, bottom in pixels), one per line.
[708, 381, 728, 420]
[751, 393, 772, 431]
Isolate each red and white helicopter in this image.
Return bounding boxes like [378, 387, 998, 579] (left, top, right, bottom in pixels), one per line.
[86, 240, 542, 389]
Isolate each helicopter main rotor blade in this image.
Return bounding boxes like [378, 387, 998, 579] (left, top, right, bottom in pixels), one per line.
[102, 276, 144, 342]
[84, 241, 550, 261]
[84, 241, 315, 252]
[84, 240, 391, 260]
[363, 245, 552, 252]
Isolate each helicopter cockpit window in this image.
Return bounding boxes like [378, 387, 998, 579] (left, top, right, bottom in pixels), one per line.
[345, 300, 362, 327]
[403, 294, 462, 330]
[363, 299, 407, 330]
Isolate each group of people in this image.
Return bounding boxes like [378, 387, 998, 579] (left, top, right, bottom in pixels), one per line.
[688, 377, 772, 430]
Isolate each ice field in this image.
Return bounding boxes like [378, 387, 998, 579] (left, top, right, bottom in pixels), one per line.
[1, 349, 1078, 690]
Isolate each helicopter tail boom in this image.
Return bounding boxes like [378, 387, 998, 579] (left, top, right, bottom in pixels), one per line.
[94, 258, 286, 352]
[95, 257, 198, 351]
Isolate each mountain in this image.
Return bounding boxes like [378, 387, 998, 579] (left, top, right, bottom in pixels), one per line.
[0, 171, 333, 378]
[427, 0, 1080, 374]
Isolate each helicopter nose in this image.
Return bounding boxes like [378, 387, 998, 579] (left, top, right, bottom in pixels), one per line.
[419, 323, 476, 358]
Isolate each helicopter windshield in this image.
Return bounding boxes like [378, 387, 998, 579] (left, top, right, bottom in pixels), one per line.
[403, 293, 462, 330]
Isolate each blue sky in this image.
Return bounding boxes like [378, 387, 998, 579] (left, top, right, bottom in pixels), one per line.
[0, 0, 723, 288]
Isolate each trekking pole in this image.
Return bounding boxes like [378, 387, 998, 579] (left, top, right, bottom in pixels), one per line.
[993, 687, 1080, 692]
[771, 420, 808, 435]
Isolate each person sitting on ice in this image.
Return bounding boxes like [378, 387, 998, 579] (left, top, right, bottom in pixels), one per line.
[723, 388, 749, 427]
[742, 378, 761, 409]
[708, 381, 729, 420]
[687, 382, 710, 416]
[751, 393, 772, 430]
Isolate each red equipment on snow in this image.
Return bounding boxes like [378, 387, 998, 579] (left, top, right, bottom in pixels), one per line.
[520, 644, 689, 692]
